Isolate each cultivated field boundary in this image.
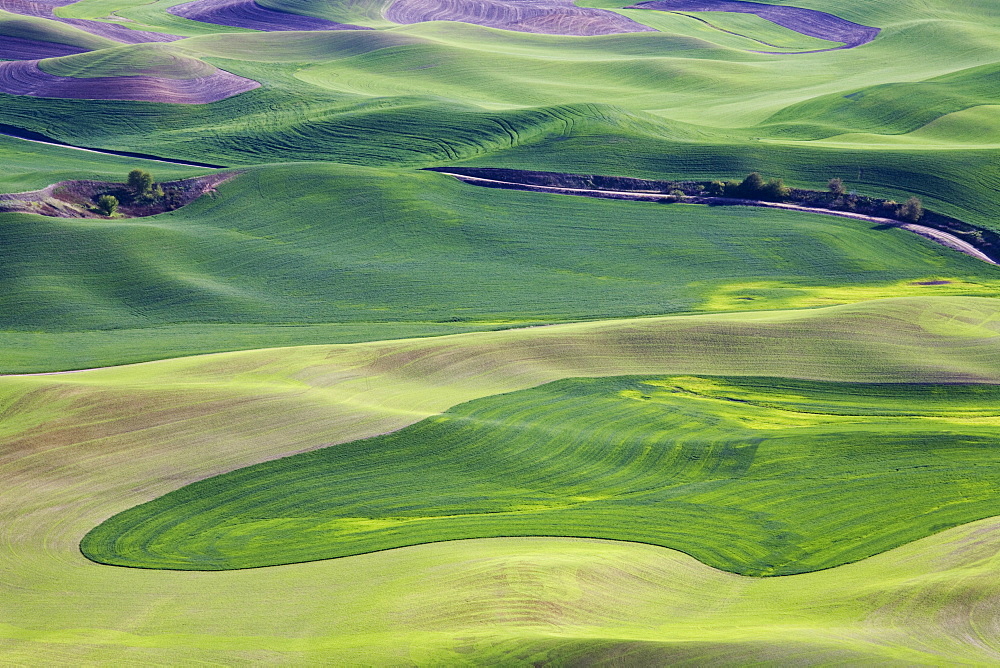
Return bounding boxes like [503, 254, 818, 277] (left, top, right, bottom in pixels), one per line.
[431, 169, 998, 265]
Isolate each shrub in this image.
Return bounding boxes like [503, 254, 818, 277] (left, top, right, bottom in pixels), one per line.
[668, 189, 686, 202]
[828, 177, 846, 195]
[723, 180, 742, 198]
[96, 194, 118, 216]
[739, 172, 765, 196]
[760, 178, 790, 201]
[705, 181, 725, 197]
[127, 169, 154, 199]
[898, 196, 924, 222]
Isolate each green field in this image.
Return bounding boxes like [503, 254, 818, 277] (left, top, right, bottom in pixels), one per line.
[38, 43, 217, 78]
[83, 374, 1000, 575]
[0, 1, 996, 214]
[4, 299, 1000, 662]
[2, 157, 998, 371]
[5, 0, 1000, 662]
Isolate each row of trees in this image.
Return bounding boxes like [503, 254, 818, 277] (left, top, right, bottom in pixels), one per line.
[703, 172, 791, 202]
[826, 177, 923, 222]
[687, 172, 925, 223]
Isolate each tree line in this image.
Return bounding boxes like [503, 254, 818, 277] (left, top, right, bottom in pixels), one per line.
[668, 172, 925, 223]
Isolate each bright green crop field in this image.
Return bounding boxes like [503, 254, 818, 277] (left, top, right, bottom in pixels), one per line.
[82, 374, 1000, 575]
[5, 0, 1000, 662]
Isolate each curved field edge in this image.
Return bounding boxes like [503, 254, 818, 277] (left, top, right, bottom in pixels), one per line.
[430, 167, 1000, 265]
[5, 296, 1000, 663]
[0, 322, 518, 374]
[79, 374, 1000, 575]
[10, 528, 1000, 664]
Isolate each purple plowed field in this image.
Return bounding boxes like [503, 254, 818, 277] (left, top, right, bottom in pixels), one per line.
[54, 20, 181, 43]
[168, 0, 370, 31]
[385, 0, 655, 36]
[0, 0, 182, 42]
[0, 0, 76, 18]
[0, 36, 90, 59]
[0, 59, 260, 102]
[627, 0, 879, 51]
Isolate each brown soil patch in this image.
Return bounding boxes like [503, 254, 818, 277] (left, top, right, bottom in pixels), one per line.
[0, 59, 259, 103]
[0, 171, 241, 218]
[384, 0, 655, 36]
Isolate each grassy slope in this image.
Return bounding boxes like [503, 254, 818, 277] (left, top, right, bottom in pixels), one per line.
[256, 0, 396, 27]
[82, 374, 1000, 575]
[0, 134, 207, 191]
[5, 298, 1000, 662]
[0, 5, 993, 215]
[0, 323, 515, 372]
[2, 161, 998, 370]
[54, 0, 256, 37]
[0, 10, 117, 50]
[38, 43, 217, 78]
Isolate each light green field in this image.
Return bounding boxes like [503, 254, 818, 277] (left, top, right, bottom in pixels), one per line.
[0, 322, 514, 373]
[38, 43, 217, 78]
[4, 298, 1000, 663]
[800, 105, 1000, 149]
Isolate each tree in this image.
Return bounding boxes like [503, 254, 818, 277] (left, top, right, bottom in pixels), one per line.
[127, 169, 154, 199]
[705, 181, 726, 197]
[96, 194, 118, 216]
[739, 172, 765, 196]
[760, 178, 790, 201]
[722, 180, 742, 198]
[898, 196, 924, 222]
[828, 177, 846, 195]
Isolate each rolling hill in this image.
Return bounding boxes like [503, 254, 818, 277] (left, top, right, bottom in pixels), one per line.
[2, 0, 1000, 662]
[4, 298, 1000, 662]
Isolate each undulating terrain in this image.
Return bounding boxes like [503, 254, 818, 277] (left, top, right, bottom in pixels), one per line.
[3, 0, 1000, 663]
